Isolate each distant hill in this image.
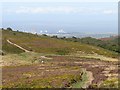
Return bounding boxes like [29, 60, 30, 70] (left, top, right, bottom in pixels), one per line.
[1, 29, 118, 58]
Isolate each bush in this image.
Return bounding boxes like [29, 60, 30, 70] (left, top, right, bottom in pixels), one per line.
[0, 51, 6, 56]
[51, 35, 58, 39]
[13, 33, 16, 35]
[60, 37, 66, 39]
[56, 49, 69, 55]
[42, 34, 47, 36]
[7, 27, 13, 31]
[72, 36, 77, 39]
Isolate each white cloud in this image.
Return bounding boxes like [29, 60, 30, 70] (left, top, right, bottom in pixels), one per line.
[14, 6, 78, 14]
[103, 10, 117, 14]
[1, 0, 118, 3]
[5, 6, 117, 15]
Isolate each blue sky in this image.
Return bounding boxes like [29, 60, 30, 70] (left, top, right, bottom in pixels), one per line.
[2, 1, 118, 34]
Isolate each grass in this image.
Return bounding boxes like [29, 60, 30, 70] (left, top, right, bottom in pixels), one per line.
[2, 29, 118, 58]
[100, 78, 118, 88]
[11, 74, 73, 88]
[1, 29, 119, 89]
[2, 52, 118, 88]
[1, 52, 50, 66]
[71, 69, 88, 88]
[2, 38, 24, 54]
[71, 53, 118, 62]
[3, 66, 83, 88]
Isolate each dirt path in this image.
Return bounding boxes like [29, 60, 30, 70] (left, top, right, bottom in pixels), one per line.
[7, 39, 30, 52]
[71, 68, 94, 88]
[40, 56, 52, 60]
[51, 56, 118, 88]
[74, 61, 118, 88]
[82, 70, 94, 88]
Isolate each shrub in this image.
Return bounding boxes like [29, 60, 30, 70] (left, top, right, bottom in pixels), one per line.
[72, 36, 77, 39]
[42, 34, 47, 36]
[56, 49, 69, 55]
[7, 27, 13, 31]
[13, 33, 16, 35]
[51, 35, 58, 39]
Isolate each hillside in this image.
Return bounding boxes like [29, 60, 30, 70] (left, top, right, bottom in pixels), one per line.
[79, 37, 119, 53]
[1, 29, 118, 58]
[1, 29, 119, 88]
[62, 36, 119, 54]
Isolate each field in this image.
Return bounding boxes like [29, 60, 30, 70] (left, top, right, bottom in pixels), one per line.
[1, 29, 119, 88]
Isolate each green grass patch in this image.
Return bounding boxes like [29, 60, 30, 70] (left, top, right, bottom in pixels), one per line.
[71, 69, 88, 88]
[100, 78, 118, 88]
[3, 73, 83, 88]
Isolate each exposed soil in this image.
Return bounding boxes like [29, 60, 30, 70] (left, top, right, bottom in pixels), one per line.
[7, 39, 30, 52]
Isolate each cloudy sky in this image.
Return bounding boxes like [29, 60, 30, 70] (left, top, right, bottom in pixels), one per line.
[1, 0, 118, 34]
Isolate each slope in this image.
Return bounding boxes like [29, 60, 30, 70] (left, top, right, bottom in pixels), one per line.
[2, 29, 118, 58]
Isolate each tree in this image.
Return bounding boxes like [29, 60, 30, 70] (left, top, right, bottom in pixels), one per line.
[72, 36, 77, 39]
[42, 34, 47, 36]
[51, 35, 58, 38]
[7, 27, 12, 31]
[61, 36, 66, 39]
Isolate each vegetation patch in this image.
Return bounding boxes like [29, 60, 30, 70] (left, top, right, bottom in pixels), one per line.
[1, 29, 118, 58]
[100, 78, 118, 88]
[71, 70, 88, 88]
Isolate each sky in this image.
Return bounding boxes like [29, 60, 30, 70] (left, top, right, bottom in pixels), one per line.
[1, 0, 118, 34]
